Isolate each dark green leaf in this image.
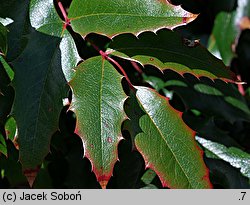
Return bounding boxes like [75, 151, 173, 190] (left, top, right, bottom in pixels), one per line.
[205, 157, 250, 188]
[0, 141, 28, 187]
[110, 29, 235, 81]
[29, 0, 81, 82]
[68, 0, 197, 37]
[196, 136, 250, 179]
[12, 31, 68, 169]
[163, 71, 250, 123]
[135, 86, 211, 188]
[69, 56, 127, 188]
[0, 61, 14, 127]
[0, 0, 30, 62]
[0, 22, 8, 55]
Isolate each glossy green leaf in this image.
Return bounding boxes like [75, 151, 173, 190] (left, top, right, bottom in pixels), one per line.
[12, 31, 68, 170]
[0, 117, 17, 157]
[0, 17, 14, 26]
[0, 22, 8, 55]
[59, 32, 81, 82]
[30, 0, 81, 82]
[0, 132, 7, 156]
[69, 56, 127, 188]
[135, 86, 211, 188]
[212, 0, 250, 65]
[196, 136, 250, 179]
[68, 0, 197, 37]
[110, 29, 235, 81]
[141, 169, 157, 185]
[30, 0, 63, 37]
[0, 55, 14, 81]
[5, 117, 16, 141]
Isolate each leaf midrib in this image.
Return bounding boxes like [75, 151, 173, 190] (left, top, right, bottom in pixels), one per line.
[25, 42, 59, 162]
[137, 92, 193, 187]
[70, 13, 183, 21]
[99, 59, 105, 172]
[115, 47, 223, 73]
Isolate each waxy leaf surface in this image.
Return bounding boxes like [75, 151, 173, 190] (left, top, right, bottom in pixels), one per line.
[68, 0, 197, 37]
[135, 86, 211, 188]
[30, 0, 63, 37]
[69, 56, 127, 188]
[196, 136, 250, 179]
[110, 29, 235, 81]
[30, 0, 81, 82]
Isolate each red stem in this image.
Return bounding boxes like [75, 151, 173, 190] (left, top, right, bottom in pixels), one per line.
[57, 1, 134, 90]
[236, 74, 245, 96]
[106, 56, 135, 90]
[58, 1, 70, 29]
[85, 37, 134, 90]
[131, 61, 143, 74]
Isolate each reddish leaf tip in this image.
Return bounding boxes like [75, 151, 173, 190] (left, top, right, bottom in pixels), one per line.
[23, 167, 40, 187]
[100, 180, 108, 189]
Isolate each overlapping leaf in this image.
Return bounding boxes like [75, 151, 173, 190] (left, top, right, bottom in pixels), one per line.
[134, 86, 211, 188]
[30, 0, 81, 82]
[0, 57, 14, 128]
[109, 29, 235, 81]
[68, 0, 197, 37]
[0, 55, 14, 81]
[212, 0, 250, 65]
[69, 56, 127, 188]
[166, 77, 250, 122]
[7, 0, 80, 177]
[12, 31, 68, 171]
[0, 0, 30, 62]
[196, 136, 250, 179]
[0, 117, 17, 157]
[0, 22, 8, 55]
[205, 158, 250, 188]
[30, 0, 64, 37]
[143, 71, 250, 122]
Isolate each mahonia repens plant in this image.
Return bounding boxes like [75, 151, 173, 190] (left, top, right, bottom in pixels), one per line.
[2, 0, 247, 189]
